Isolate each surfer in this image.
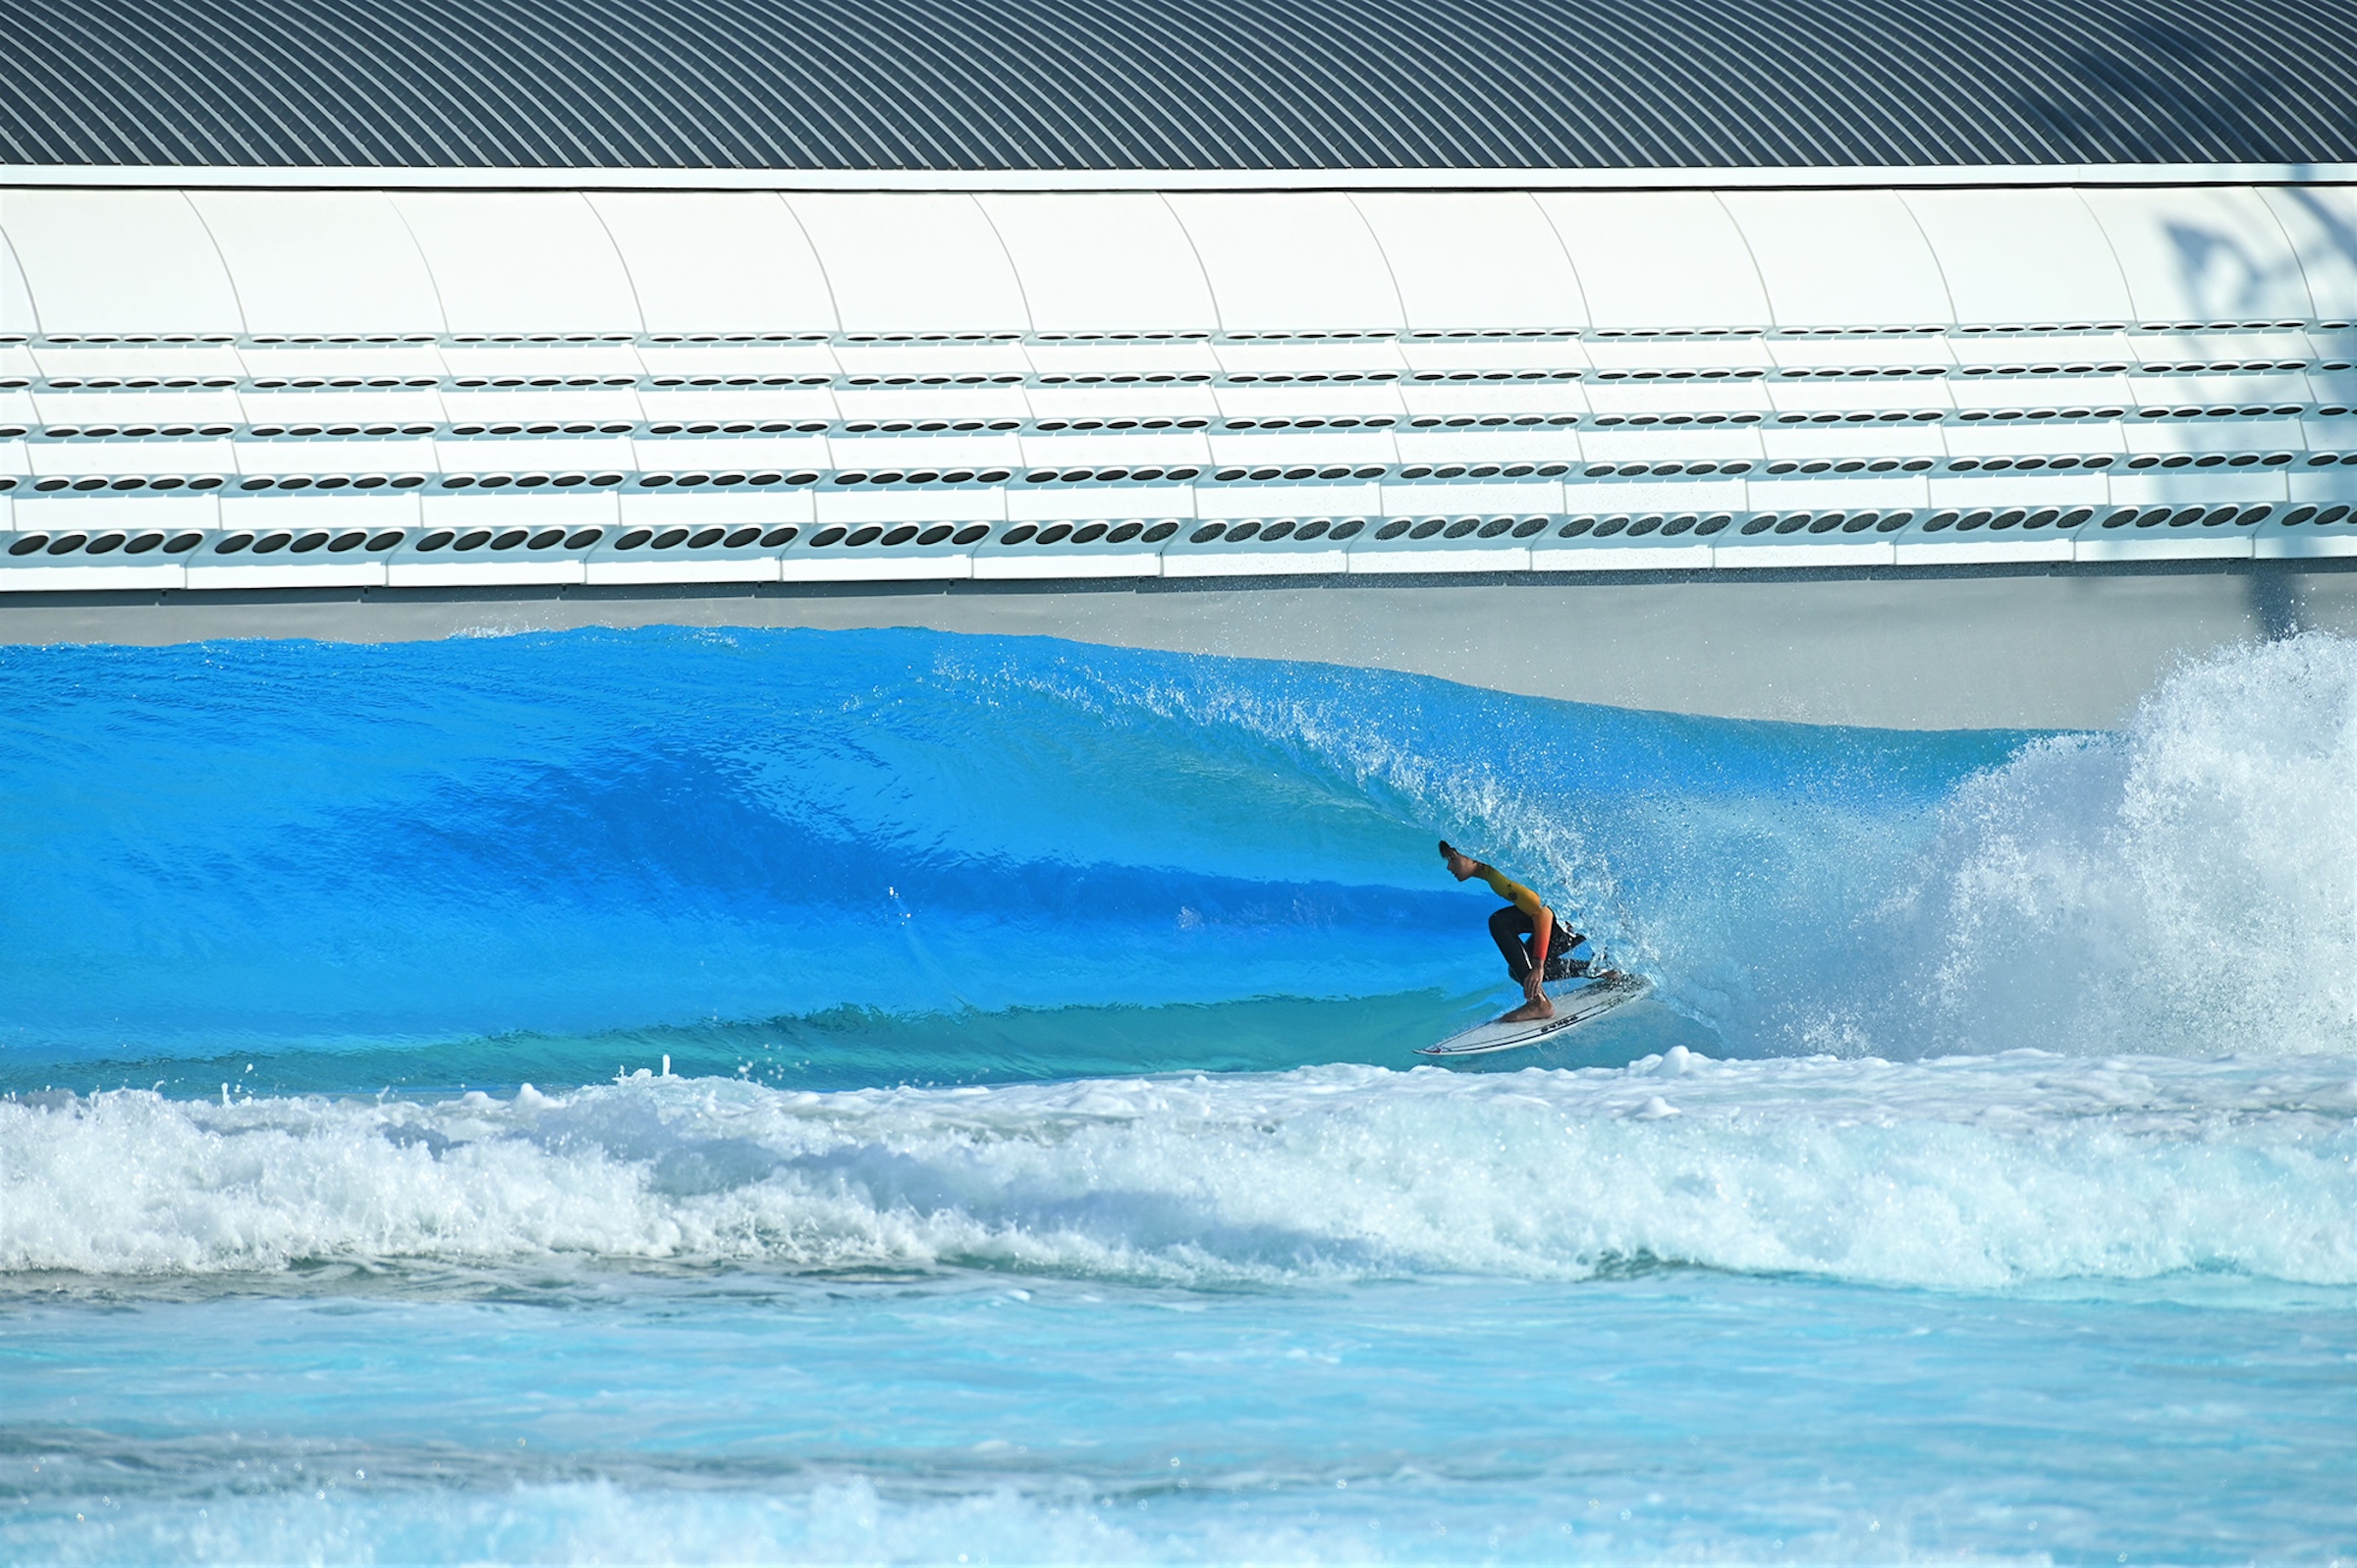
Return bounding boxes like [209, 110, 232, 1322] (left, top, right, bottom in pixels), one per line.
[1439, 841, 1597, 1023]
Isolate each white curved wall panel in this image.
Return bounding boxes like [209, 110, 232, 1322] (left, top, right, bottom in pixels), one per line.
[589, 193, 836, 333]
[788, 194, 1026, 333]
[390, 193, 641, 334]
[0, 233, 34, 336]
[1902, 189, 2132, 325]
[1536, 192, 1768, 329]
[1, 190, 242, 335]
[979, 193, 1216, 332]
[191, 191, 444, 336]
[1352, 193, 1586, 330]
[2082, 189, 2313, 324]
[1722, 190, 1953, 327]
[2261, 186, 2357, 322]
[1169, 193, 1403, 332]
[5, 186, 2349, 343]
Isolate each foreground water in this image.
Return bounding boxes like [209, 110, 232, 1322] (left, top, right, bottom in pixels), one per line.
[3, 626, 2354, 1563]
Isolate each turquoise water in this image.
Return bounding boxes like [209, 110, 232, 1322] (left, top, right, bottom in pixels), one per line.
[3, 626, 2354, 1563]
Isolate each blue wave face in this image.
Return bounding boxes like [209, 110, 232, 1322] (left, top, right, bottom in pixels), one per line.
[0, 626, 2015, 1088]
[4, 625, 2352, 1089]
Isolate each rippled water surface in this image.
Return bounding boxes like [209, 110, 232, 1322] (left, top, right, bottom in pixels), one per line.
[3, 626, 2353, 1563]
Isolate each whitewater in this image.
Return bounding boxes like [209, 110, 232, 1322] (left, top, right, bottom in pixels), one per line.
[3, 625, 2354, 1564]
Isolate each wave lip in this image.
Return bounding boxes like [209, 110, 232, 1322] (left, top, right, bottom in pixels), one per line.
[9, 1052, 2353, 1292]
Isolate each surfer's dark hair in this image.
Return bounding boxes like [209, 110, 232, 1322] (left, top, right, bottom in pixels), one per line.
[1437, 839, 1457, 857]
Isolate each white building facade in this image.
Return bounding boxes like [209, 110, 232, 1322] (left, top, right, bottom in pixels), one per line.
[6, 173, 2353, 593]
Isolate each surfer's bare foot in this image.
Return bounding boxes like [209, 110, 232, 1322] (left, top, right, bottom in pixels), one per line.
[1501, 996, 1555, 1023]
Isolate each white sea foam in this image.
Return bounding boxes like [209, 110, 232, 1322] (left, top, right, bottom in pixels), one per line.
[8, 1053, 2352, 1288]
[0, 1479, 1167, 1568]
[0, 1471, 1998, 1567]
[1885, 632, 2357, 1058]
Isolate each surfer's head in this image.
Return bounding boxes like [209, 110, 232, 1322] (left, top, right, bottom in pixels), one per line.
[1438, 840, 1478, 881]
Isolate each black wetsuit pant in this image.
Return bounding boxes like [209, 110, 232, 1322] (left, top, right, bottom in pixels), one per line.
[1490, 906, 1588, 984]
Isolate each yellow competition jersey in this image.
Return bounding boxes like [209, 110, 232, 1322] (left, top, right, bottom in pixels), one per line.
[1475, 865, 1547, 917]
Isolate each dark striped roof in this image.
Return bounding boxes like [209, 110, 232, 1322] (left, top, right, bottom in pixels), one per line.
[5, 0, 2354, 172]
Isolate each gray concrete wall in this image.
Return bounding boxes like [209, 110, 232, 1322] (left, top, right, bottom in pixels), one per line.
[6, 562, 2353, 730]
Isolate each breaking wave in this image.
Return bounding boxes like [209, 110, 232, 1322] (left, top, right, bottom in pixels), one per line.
[3, 626, 2355, 1294]
[4, 625, 2351, 1085]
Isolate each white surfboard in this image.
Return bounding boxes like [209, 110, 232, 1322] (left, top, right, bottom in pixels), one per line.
[1417, 971, 1653, 1056]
